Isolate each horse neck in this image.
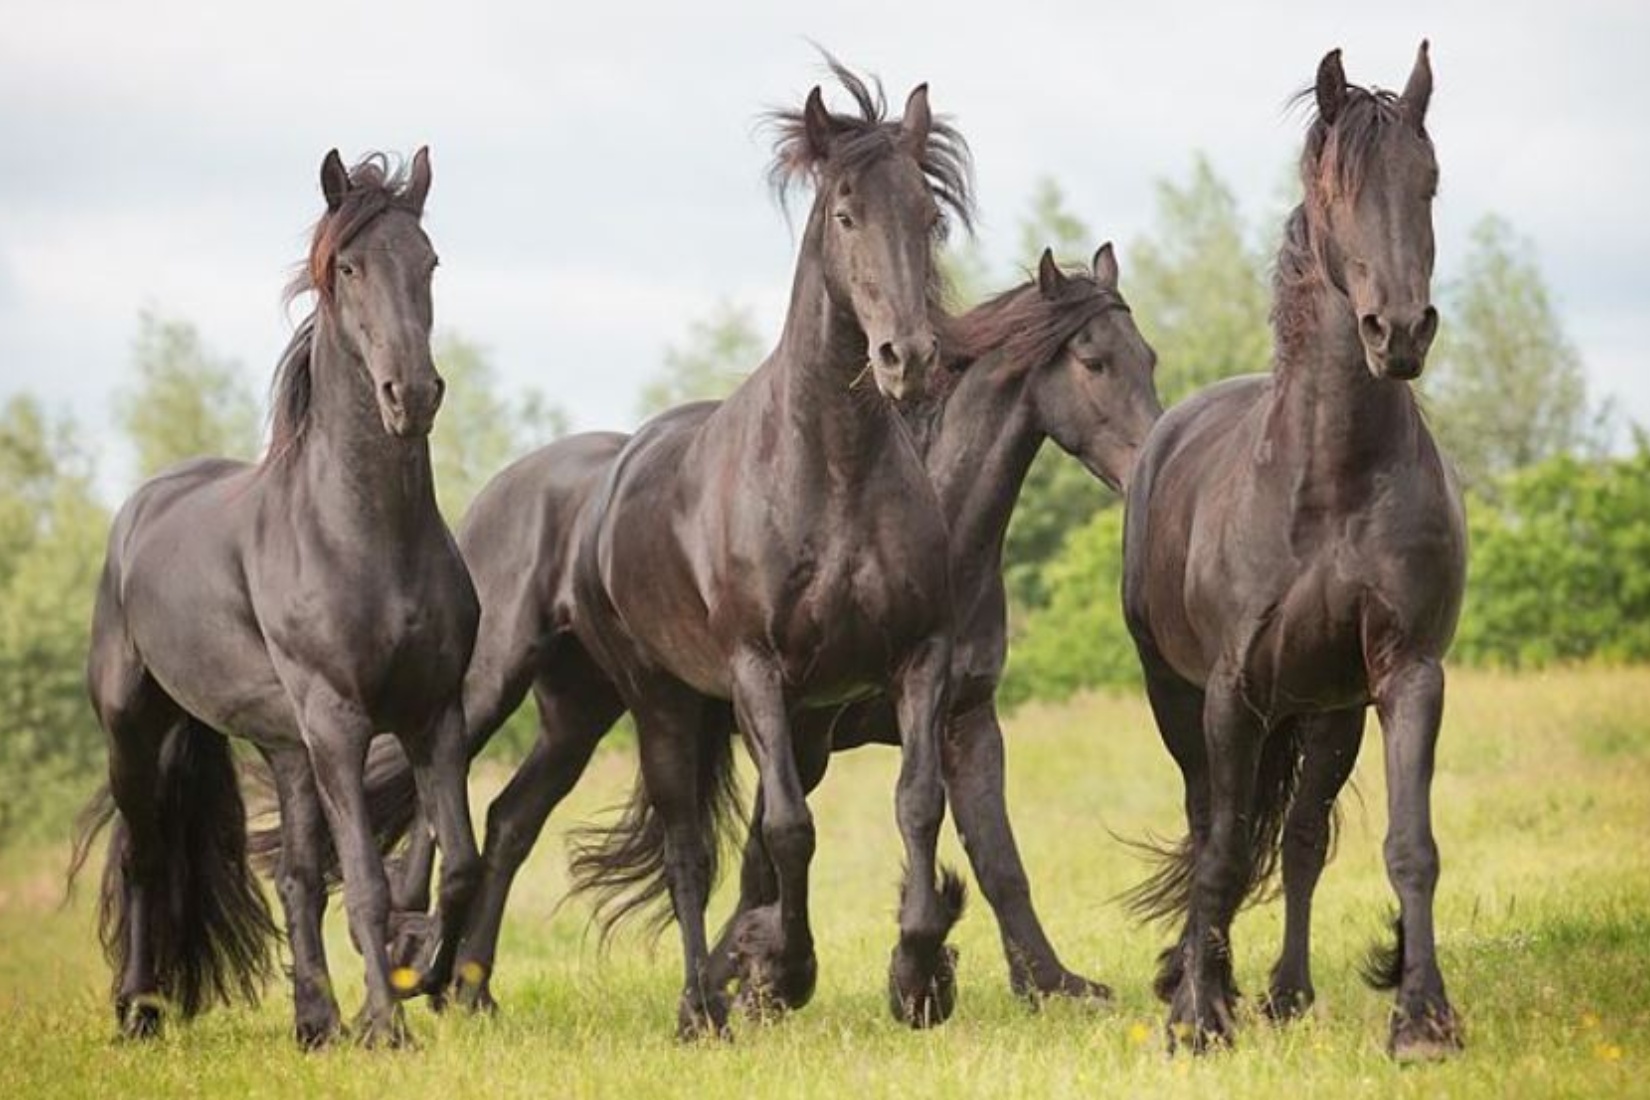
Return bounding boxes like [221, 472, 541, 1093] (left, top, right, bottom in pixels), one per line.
[285, 311, 441, 538]
[920, 356, 1042, 587]
[768, 204, 905, 477]
[1268, 251, 1422, 494]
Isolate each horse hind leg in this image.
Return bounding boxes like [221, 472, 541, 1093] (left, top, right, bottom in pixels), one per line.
[449, 657, 623, 1012]
[1263, 708, 1364, 1022]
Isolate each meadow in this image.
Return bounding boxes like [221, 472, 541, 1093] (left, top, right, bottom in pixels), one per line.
[2, 665, 1645, 1098]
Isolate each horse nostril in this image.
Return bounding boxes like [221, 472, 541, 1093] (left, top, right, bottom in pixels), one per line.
[877, 341, 901, 368]
[1360, 314, 1391, 350]
[381, 380, 402, 408]
[1417, 306, 1440, 346]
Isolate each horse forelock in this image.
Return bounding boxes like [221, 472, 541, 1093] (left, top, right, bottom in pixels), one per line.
[763, 55, 976, 237]
[282, 153, 425, 310]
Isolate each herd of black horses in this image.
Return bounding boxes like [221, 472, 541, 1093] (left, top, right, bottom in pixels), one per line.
[66, 42, 1467, 1063]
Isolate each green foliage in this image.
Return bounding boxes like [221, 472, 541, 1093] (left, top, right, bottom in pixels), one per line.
[1127, 154, 1272, 404]
[1015, 176, 1092, 271]
[117, 310, 260, 480]
[637, 301, 761, 417]
[0, 397, 109, 844]
[1424, 215, 1608, 494]
[999, 506, 1137, 707]
[430, 333, 568, 521]
[1454, 441, 1650, 667]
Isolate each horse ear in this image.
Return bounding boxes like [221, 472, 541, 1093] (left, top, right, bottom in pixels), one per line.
[1315, 48, 1346, 125]
[1401, 40, 1432, 131]
[803, 86, 834, 161]
[1092, 241, 1119, 290]
[901, 83, 932, 153]
[320, 149, 348, 212]
[405, 146, 432, 215]
[1036, 248, 1066, 299]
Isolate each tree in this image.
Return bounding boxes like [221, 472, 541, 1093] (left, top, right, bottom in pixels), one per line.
[999, 506, 1139, 708]
[0, 397, 110, 843]
[1127, 154, 1272, 404]
[430, 333, 568, 521]
[117, 311, 260, 480]
[1424, 215, 1607, 493]
[1016, 176, 1092, 272]
[637, 301, 762, 417]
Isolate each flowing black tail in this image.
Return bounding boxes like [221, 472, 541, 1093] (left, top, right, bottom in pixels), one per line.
[1118, 721, 1332, 927]
[247, 734, 418, 888]
[67, 717, 278, 1019]
[565, 717, 743, 946]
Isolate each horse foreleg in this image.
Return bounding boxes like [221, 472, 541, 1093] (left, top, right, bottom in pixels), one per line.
[713, 711, 831, 1012]
[727, 653, 818, 1021]
[302, 694, 407, 1048]
[1264, 707, 1364, 1021]
[1166, 673, 1262, 1054]
[1374, 659, 1461, 1061]
[262, 745, 343, 1047]
[944, 701, 1110, 1004]
[887, 635, 963, 1028]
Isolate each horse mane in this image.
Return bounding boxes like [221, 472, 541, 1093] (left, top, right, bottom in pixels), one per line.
[943, 267, 1125, 380]
[1272, 80, 1433, 367]
[764, 56, 976, 237]
[266, 153, 422, 467]
[897, 265, 1123, 452]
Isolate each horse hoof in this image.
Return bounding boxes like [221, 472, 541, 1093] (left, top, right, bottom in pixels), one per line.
[677, 991, 732, 1042]
[1390, 1006, 1463, 1063]
[1261, 984, 1314, 1023]
[731, 905, 817, 1019]
[1014, 966, 1114, 1009]
[295, 1014, 344, 1050]
[351, 1005, 414, 1050]
[1165, 980, 1238, 1055]
[888, 942, 959, 1028]
[116, 995, 163, 1041]
[386, 911, 436, 972]
[454, 961, 500, 1016]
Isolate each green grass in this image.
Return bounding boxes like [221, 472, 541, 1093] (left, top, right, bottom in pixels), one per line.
[3, 665, 1647, 1097]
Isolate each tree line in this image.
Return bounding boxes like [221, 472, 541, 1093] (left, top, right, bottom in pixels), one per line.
[0, 155, 1633, 843]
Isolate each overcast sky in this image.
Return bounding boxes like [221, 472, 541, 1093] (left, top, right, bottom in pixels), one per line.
[4, 1, 1646, 494]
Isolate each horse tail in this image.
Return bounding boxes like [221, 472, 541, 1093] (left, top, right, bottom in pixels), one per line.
[247, 735, 419, 889]
[1118, 721, 1310, 927]
[67, 717, 278, 1018]
[565, 713, 742, 946]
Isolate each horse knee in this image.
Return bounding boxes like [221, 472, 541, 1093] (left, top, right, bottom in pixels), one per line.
[439, 847, 482, 906]
[761, 815, 815, 872]
[1383, 833, 1439, 894]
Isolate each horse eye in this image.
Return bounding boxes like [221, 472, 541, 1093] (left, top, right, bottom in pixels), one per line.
[834, 211, 854, 229]
[338, 260, 358, 278]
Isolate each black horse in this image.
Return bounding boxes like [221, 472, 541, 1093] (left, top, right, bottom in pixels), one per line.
[1121, 44, 1466, 1060]
[69, 150, 481, 1049]
[340, 244, 1162, 1015]
[707, 246, 1162, 1009]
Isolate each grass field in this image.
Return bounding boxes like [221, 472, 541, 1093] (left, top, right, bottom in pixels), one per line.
[2, 665, 1647, 1098]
